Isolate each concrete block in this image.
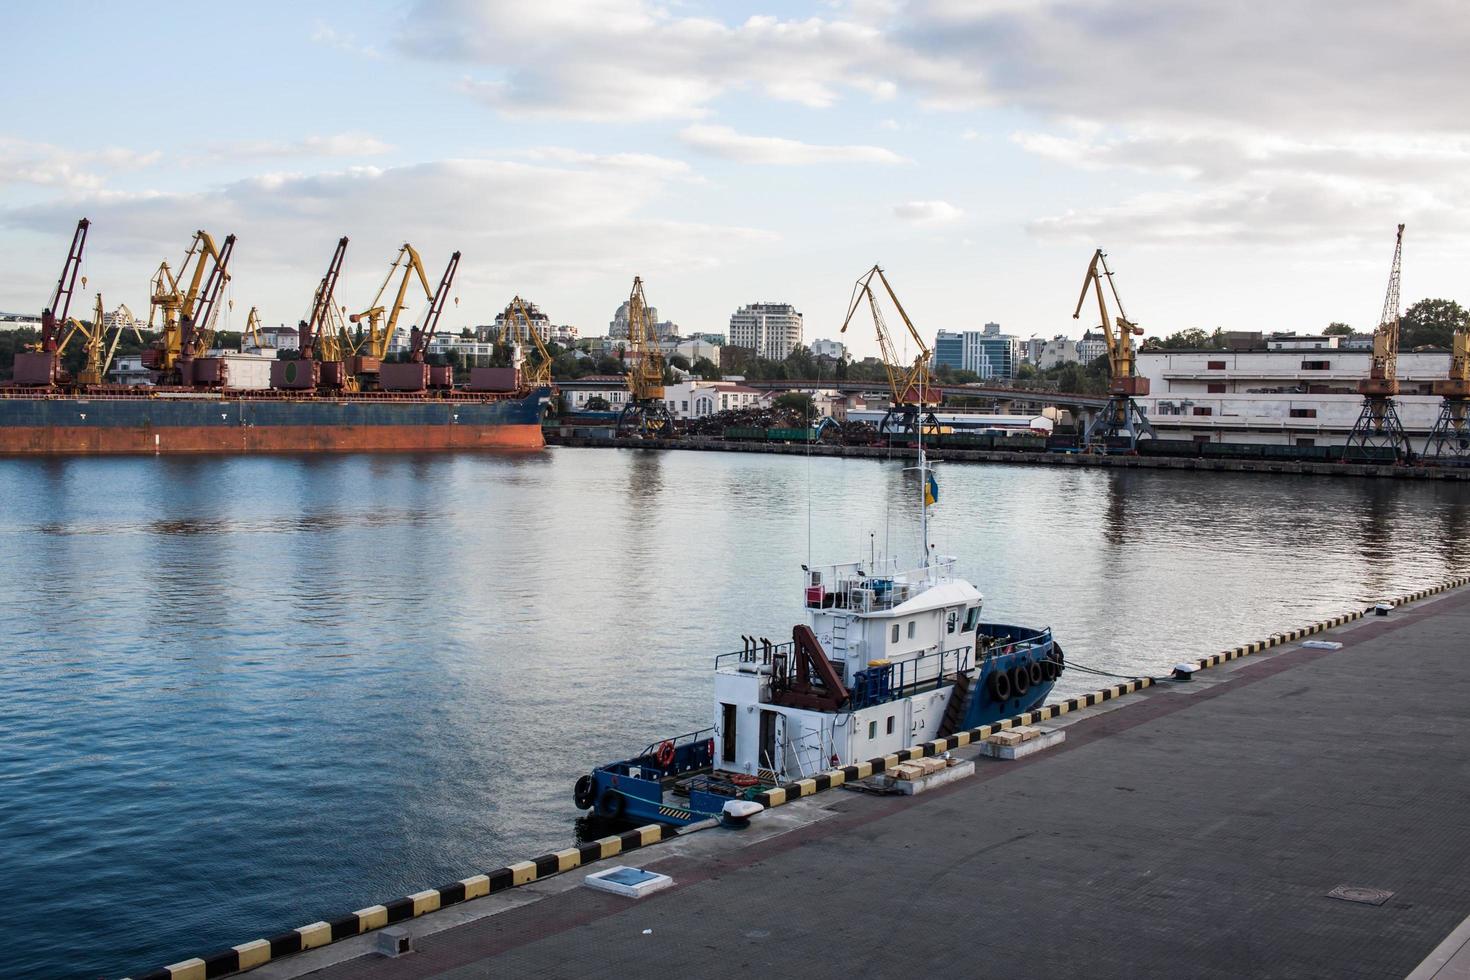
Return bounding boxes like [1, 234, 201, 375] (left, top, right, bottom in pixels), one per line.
[892, 760, 975, 795]
[979, 728, 1066, 760]
[375, 927, 413, 958]
[987, 730, 1025, 748]
[584, 866, 674, 899]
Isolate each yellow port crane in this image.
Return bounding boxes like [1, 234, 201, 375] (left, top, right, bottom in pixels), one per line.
[243, 306, 264, 350]
[840, 264, 939, 436]
[1423, 279, 1469, 459]
[145, 230, 233, 380]
[347, 244, 435, 382]
[615, 276, 673, 436]
[58, 296, 145, 385]
[498, 295, 555, 387]
[1072, 248, 1153, 449]
[1345, 224, 1411, 462]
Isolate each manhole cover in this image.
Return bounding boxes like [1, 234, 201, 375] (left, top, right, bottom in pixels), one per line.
[1327, 885, 1394, 906]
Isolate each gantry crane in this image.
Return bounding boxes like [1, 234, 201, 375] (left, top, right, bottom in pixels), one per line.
[145, 230, 233, 382]
[1423, 289, 1469, 460]
[1072, 248, 1153, 450]
[615, 276, 673, 436]
[499, 295, 554, 387]
[12, 218, 89, 386]
[243, 306, 264, 350]
[1345, 225, 1411, 462]
[840, 264, 939, 436]
[347, 243, 435, 384]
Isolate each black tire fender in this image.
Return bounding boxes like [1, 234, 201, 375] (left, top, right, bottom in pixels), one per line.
[1011, 665, 1031, 697]
[987, 667, 1012, 701]
[574, 774, 595, 810]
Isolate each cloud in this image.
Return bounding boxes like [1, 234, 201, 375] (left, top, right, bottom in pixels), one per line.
[893, 200, 964, 225]
[678, 125, 907, 165]
[208, 133, 395, 160]
[310, 22, 381, 59]
[0, 153, 774, 325]
[0, 139, 159, 191]
[401, 1, 947, 121]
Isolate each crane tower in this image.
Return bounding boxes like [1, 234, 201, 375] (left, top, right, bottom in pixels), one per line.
[1072, 248, 1153, 450]
[1344, 225, 1411, 462]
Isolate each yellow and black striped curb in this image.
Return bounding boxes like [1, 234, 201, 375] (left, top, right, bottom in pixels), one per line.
[126, 824, 673, 980]
[123, 574, 1470, 980]
[1194, 573, 1470, 673]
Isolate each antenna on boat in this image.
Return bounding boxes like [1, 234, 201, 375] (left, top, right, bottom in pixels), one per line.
[904, 408, 933, 573]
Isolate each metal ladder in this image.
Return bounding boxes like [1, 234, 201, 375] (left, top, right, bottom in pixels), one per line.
[830, 615, 850, 660]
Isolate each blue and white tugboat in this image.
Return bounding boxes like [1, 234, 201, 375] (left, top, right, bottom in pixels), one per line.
[573, 442, 1065, 827]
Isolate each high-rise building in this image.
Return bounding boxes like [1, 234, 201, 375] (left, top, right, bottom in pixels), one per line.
[932, 326, 1021, 379]
[729, 302, 803, 361]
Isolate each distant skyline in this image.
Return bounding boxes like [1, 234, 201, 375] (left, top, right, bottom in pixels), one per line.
[3, 1, 1468, 359]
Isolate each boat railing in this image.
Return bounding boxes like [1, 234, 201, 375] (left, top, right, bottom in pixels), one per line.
[715, 636, 795, 672]
[849, 643, 973, 709]
[976, 629, 1053, 664]
[805, 556, 960, 613]
[599, 727, 717, 781]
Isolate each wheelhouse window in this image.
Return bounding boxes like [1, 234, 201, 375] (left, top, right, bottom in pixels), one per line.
[962, 606, 980, 632]
[891, 624, 900, 643]
[906, 621, 916, 639]
[868, 720, 877, 739]
[886, 716, 895, 735]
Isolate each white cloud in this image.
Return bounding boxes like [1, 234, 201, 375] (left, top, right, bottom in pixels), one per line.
[311, 22, 381, 59]
[209, 133, 395, 160]
[401, 1, 953, 121]
[1, 153, 774, 326]
[679, 125, 908, 165]
[893, 200, 964, 225]
[0, 139, 159, 191]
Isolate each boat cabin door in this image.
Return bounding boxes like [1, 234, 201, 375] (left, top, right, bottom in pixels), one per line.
[759, 709, 779, 776]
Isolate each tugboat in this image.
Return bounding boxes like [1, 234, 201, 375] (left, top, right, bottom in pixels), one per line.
[573, 441, 1065, 827]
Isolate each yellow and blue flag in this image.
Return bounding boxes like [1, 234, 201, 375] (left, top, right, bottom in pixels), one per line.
[924, 471, 939, 507]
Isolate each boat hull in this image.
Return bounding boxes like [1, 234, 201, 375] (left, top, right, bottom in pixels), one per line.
[0, 388, 550, 456]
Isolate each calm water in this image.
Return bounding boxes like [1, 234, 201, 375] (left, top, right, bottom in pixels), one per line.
[2, 448, 1467, 977]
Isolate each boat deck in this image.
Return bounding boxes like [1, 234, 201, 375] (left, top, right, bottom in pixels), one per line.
[244, 585, 1470, 979]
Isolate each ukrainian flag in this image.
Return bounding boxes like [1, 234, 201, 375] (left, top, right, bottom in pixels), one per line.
[924, 471, 939, 507]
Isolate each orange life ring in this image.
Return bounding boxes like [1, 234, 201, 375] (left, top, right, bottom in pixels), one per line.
[656, 740, 676, 768]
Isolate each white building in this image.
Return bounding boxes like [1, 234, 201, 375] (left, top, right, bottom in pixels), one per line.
[660, 380, 771, 418]
[1077, 331, 1107, 364]
[1034, 335, 1079, 371]
[729, 302, 803, 361]
[109, 354, 152, 386]
[559, 375, 632, 412]
[657, 337, 722, 366]
[1136, 346, 1452, 446]
[256, 325, 300, 351]
[810, 338, 846, 360]
[0, 313, 43, 332]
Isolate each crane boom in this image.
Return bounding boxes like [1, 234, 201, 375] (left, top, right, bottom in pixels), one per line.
[300, 236, 348, 360]
[40, 218, 89, 355]
[1072, 248, 1146, 395]
[500, 296, 555, 386]
[146, 230, 232, 375]
[1361, 224, 1405, 397]
[181, 234, 236, 358]
[349, 244, 434, 359]
[840, 265, 936, 410]
[409, 251, 460, 362]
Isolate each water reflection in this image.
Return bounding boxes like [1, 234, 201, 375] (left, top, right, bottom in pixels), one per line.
[0, 449, 1467, 979]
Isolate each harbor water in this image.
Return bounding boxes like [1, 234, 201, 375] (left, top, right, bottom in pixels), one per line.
[2, 448, 1467, 978]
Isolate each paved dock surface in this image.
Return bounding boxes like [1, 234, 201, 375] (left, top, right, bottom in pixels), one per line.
[296, 588, 1470, 979]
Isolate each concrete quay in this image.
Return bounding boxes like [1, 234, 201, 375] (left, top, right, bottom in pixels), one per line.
[233, 584, 1470, 980]
[547, 433, 1470, 481]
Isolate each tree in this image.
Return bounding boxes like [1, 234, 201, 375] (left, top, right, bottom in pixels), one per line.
[1324, 322, 1353, 336]
[1401, 298, 1467, 349]
[669, 354, 691, 371]
[1141, 327, 1226, 350]
[691, 356, 721, 381]
[774, 391, 814, 416]
[584, 395, 611, 411]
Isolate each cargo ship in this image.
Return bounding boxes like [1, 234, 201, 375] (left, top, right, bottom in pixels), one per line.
[0, 386, 552, 455]
[3, 221, 556, 455]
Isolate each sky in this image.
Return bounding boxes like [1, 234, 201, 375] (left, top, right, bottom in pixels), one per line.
[2, 0, 1468, 358]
